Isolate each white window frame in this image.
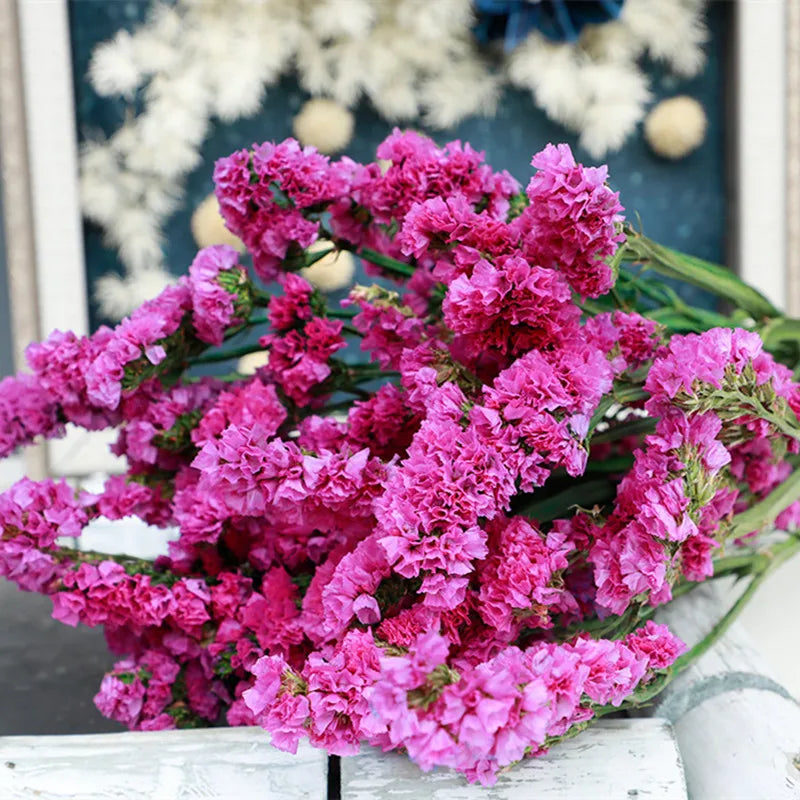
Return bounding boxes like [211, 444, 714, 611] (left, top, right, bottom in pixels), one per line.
[4, 0, 118, 476]
[1, 0, 795, 478]
[735, 0, 789, 311]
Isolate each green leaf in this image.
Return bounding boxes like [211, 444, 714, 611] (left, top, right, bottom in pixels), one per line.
[584, 454, 636, 473]
[356, 247, 416, 278]
[759, 317, 800, 349]
[623, 229, 779, 320]
[730, 467, 800, 537]
[590, 415, 656, 444]
[520, 479, 616, 523]
[587, 394, 617, 437]
[612, 384, 649, 405]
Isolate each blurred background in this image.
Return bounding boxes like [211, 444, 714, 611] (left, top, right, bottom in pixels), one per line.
[0, 0, 797, 734]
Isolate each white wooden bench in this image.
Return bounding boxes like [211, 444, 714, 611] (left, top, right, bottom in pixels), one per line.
[0, 719, 685, 800]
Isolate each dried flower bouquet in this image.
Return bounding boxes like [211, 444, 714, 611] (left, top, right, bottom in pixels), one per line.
[2, 132, 799, 785]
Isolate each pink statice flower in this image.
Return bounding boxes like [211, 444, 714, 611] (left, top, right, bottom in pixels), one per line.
[320, 536, 391, 640]
[89, 473, 173, 528]
[0, 374, 62, 458]
[347, 289, 430, 371]
[625, 621, 687, 671]
[214, 140, 349, 283]
[114, 378, 221, 470]
[303, 631, 384, 755]
[645, 327, 764, 408]
[515, 143, 624, 298]
[94, 669, 147, 727]
[192, 379, 286, 449]
[188, 245, 249, 346]
[259, 318, 346, 407]
[346, 383, 421, 459]
[26, 328, 120, 429]
[268, 273, 314, 332]
[584, 311, 661, 374]
[477, 516, 575, 637]
[84, 282, 193, 410]
[367, 130, 518, 226]
[397, 194, 516, 283]
[443, 256, 580, 366]
[241, 567, 304, 656]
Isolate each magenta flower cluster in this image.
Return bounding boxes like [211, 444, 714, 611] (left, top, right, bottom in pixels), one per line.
[1, 131, 798, 785]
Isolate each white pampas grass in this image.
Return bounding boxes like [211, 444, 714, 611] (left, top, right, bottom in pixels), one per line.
[577, 61, 652, 157]
[507, 0, 706, 158]
[83, 0, 708, 319]
[88, 30, 144, 99]
[309, 0, 376, 39]
[94, 269, 176, 321]
[622, 0, 708, 77]
[420, 59, 501, 129]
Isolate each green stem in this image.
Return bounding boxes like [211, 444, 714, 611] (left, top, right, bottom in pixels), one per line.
[757, 317, 800, 350]
[537, 536, 800, 746]
[347, 245, 416, 278]
[190, 344, 265, 365]
[252, 289, 272, 307]
[622, 229, 780, 320]
[671, 533, 800, 671]
[52, 544, 156, 571]
[186, 371, 243, 383]
[577, 297, 614, 316]
[587, 394, 617, 436]
[327, 308, 357, 320]
[608, 533, 800, 716]
[517, 479, 617, 524]
[730, 467, 800, 537]
[668, 580, 702, 600]
[612, 384, 649, 405]
[223, 316, 268, 341]
[609, 286, 628, 311]
[347, 363, 398, 374]
[584, 454, 635, 474]
[708, 551, 771, 577]
[302, 245, 335, 267]
[350, 369, 400, 385]
[620, 268, 739, 332]
[315, 223, 417, 279]
[747, 396, 800, 442]
[589, 415, 656, 445]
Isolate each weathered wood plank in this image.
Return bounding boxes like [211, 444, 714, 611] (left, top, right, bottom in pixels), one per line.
[340, 718, 687, 799]
[655, 581, 800, 800]
[0, 727, 327, 799]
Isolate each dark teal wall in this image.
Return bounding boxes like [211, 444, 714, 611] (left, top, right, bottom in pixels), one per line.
[69, 1, 731, 330]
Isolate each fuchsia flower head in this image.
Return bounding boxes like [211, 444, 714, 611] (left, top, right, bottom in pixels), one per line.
[188, 245, 251, 346]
